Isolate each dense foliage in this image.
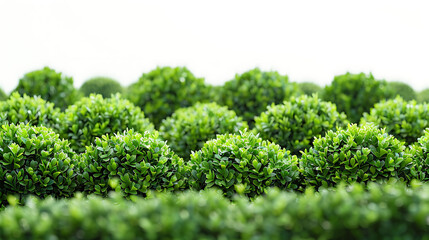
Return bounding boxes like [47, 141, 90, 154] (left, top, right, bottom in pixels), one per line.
[254, 94, 348, 155]
[386, 81, 417, 101]
[80, 77, 123, 98]
[0, 88, 6, 101]
[418, 88, 429, 103]
[297, 82, 322, 96]
[59, 94, 154, 153]
[408, 129, 429, 182]
[160, 103, 248, 160]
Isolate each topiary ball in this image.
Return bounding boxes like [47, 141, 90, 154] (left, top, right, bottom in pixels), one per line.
[80, 77, 123, 98]
[361, 96, 429, 145]
[385, 81, 417, 101]
[322, 72, 392, 123]
[59, 94, 154, 153]
[0, 123, 80, 207]
[407, 129, 429, 182]
[160, 102, 248, 160]
[127, 66, 210, 127]
[0, 92, 61, 129]
[254, 94, 349, 155]
[188, 131, 301, 198]
[14, 67, 81, 110]
[0, 88, 7, 101]
[300, 124, 416, 189]
[81, 130, 188, 198]
[217, 68, 299, 126]
[297, 82, 322, 96]
[418, 88, 429, 103]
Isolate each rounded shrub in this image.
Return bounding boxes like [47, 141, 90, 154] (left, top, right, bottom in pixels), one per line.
[361, 96, 429, 145]
[81, 130, 187, 198]
[160, 102, 248, 160]
[418, 88, 429, 103]
[127, 66, 210, 127]
[407, 129, 429, 182]
[300, 124, 416, 189]
[80, 77, 123, 98]
[0, 92, 61, 129]
[0, 88, 6, 101]
[386, 81, 417, 101]
[297, 82, 322, 96]
[188, 131, 301, 198]
[322, 72, 392, 123]
[254, 94, 349, 155]
[217, 68, 299, 125]
[0, 123, 79, 207]
[59, 94, 154, 153]
[14, 67, 80, 110]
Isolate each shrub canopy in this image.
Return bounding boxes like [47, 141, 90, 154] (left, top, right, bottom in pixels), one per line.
[80, 77, 123, 98]
[385, 81, 417, 101]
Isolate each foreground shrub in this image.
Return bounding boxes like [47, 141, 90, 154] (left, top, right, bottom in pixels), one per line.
[80, 77, 123, 98]
[0, 93, 60, 129]
[386, 81, 417, 101]
[81, 130, 187, 198]
[13, 67, 80, 110]
[418, 88, 429, 103]
[300, 124, 416, 188]
[160, 103, 248, 160]
[0, 124, 79, 208]
[217, 68, 299, 125]
[59, 94, 154, 153]
[189, 131, 301, 198]
[0, 88, 6, 101]
[408, 129, 429, 182]
[127, 66, 210, 127]
[361, 96, 429, 145]
[254, 94, 348, 155]
[322, 72, 392, 123]
[297, 82, 322, 96]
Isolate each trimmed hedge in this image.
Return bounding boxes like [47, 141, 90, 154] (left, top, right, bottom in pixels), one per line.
[408, 129, 429, 182]
[254, 94, 348, 155]
[418, 88, 429, 103]
[297, 82, 322, 96]
[80, 77, 123, 98]
[0, 182, 428, 239]
[160, 102, 248, 160]
[0, 88, 6, 101]
[386, 81, 417, 101]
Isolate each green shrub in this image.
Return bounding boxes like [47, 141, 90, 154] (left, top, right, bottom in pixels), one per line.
[217, 68, 299, 125]
[254, 94, 348, 155]
[13, 67, 80, 110]
[300, 124, 416, 189]
[59, 94, 154, 153]
[81, 130, 187, 198]
[0, 92, 60, 129]
[127, 66, 210, 127]
[297, 82, 322, 96]
[160, 103, 248, 160]
[80, 77, 123, 98]
[322, 72, 392, 123]
[418, 88, 429, 103]
[0, 123, 79, 208]
[189, 131, 301, 198]
[361, 96, 429, 145]
[0, 88, 6, 101]
[386, 81, 417, 101]
[408, 129, 429, 182]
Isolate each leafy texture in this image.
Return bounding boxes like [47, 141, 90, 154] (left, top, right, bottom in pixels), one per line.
[254, 94, 348, 155]
[297, 82, 322, 96]
[189, 131, 301, 198]
[418, 88, 429, 103]
[80, 77, 123, 98]
[160, 102, 248, 160]
[386, 81, 417, 101]
[407, 129, 429, 182]
[0, 88, 6, 101]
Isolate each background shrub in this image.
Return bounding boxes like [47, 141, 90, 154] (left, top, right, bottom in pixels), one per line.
[418, 88, 429, 103]
[81, 130, 187, 198]
[0, 88, 6, 101]
[361, 96, 429, 145]
[189, 131, 301, 198]
[254, 94, 348, 155]
[59, 94, 154, 153]
[297, 82, 322, 96]
[80, 77, 123, 98]
[300, 124, 416, 189]
[0, 124, 79, 208]
[160, 102, 248, 160]
[407, 129, 429, 182]
[127, 66, 210, 127]
[13, 67, 81, 110]
[385, 81, 417, 101]
[322, 72, 392, 123]
[216, 68, 299, 125]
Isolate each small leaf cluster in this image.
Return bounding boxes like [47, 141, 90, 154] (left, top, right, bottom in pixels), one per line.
[160, 102, 248, 160]
[80, 77, 123, 98]
[80, 130, 187, 198]
[189, 131, 301, 198]
[297, 82, 322, 96]
[361, 96, 429, 145]
[0, 124, 79, 208]
[300, 124, 416, 189]
[59, 94, 154, 153]
[254, 94, 348, 155]
[385, 81, 417, 101]
[407, 129, 429, 182]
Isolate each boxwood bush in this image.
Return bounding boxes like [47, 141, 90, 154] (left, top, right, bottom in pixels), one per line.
[80, 130, 187, 198]
[386, 81, 417, 101]
[188, 131, 301, 198]
[300, 124, 416, 189]
[127, 66, 210, 127]
[361, 96, 429, 145]
[0, 92, 60, 129]
[217, 68, 299, 125]
[408, 129, 429, 182]
[59, 94, 154, 153]
[254, 94, 348, 155]
[0, 88, 6, 101]
[322, 72, 392, 123]
[13, 67, 80, 110]
[80, 77, 123, 98]
[297, 82, 322, 96]
[418, 88, 429, 103]
[160, 102, 248, 160]
[0, 124, 79, 208]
